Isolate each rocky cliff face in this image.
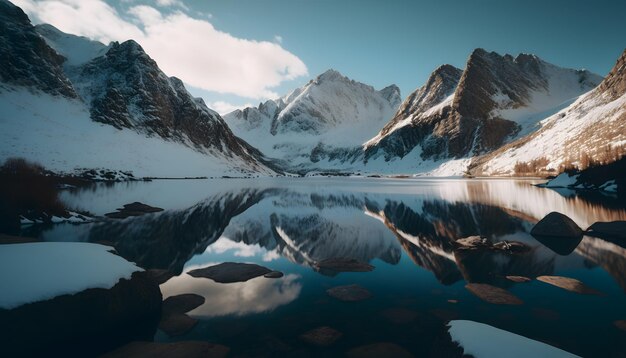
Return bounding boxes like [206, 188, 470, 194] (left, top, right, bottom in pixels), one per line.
[0, 0, 276, 176]
[470, 48, 626, 176]
[0, 0, 76, 97]
[75, 40, 268, 164]
[365, 49, 602, 162]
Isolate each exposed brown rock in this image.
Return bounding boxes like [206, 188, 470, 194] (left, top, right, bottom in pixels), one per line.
[299, 326, 342, 346]
[506, 275, 531, 283]
[537, 275, 603, 295]
[465, 283, 523, 305]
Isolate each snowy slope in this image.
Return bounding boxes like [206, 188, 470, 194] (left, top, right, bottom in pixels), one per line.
[0, 87, 274, 177]
[224, 69, 401, 170]
[0, 1, 278, 177]
[472, 49, 626, 176]
[34, 24, 109, 68]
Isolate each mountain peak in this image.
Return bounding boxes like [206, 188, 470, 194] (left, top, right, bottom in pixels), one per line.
[379, 84, 401, 107]
[316, 69, 346, 83]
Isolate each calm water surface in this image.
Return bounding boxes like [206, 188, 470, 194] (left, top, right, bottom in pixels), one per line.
[29, 178, 626, 356]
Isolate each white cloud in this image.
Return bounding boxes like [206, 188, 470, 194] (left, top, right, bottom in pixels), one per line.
[208, 101, 254, 115]
[273, 35, 283, 44]
[14, 0, 308, 100]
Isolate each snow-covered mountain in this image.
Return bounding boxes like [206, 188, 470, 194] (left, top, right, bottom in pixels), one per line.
[224, 69, 401, 171]
[470, 48, 626, 176]
[0, 0, 277, 177]
[364, 49, 602, 167]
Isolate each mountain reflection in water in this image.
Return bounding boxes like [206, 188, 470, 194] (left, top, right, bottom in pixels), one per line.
[37, 178, 626, 357]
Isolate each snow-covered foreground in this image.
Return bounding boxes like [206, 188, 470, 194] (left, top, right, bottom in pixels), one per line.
[448, 320, 579, 358]
[0, 243, 141, 309]
[0, 88, 263, 177]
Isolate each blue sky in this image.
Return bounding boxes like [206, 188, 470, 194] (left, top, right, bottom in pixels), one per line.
[16, 0, 626, 113]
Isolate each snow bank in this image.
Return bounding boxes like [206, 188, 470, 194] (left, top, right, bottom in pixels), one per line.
[543, 173, 579, 188]
[0, 243, 142, 309]
[448, 320, 579, 358]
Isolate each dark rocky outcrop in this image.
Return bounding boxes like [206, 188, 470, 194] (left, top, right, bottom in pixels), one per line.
[0, 0, 76, 97]
[530, 212, 582, 238]
[0, 271, 162, 357]
[187, 262, 274, 283]
[105, 202, 164, 219]
[586, 221, 626, 241]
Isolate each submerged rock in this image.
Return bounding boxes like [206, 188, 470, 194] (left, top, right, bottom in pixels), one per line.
[530, 212, 583, 238]
[380, 307, 419, 324]
[537, 276, 603, 295]
[326, 284, 372, 302]
[346, 342, 414, 358]
[315, 258, 375, 273]
[465, 283, 523, 305]
[101, 341, 230, 358]
[614, 320, 626, 332]
[159, 294, 205, 337]
[187, 262, 274, 283]
[506, 275, 532, 283]
[162, 294, 205, 316]
[105, 202, 164, 219]
[586, 221, 626, 241]
[299, 326, 343, 346]
[159, 313, 198, 337]
[264, 271, 284, 278]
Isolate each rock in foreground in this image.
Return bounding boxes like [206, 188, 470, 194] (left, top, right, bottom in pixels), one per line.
[530, 212, 583, 239]
[187, 262, 276, 283]
[465, 283, 523, 305]
[101, 341, 230, 358]
[327, 284, 372, 302]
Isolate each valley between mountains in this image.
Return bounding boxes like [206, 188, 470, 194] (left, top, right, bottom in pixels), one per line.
[1, 0, 624, 181]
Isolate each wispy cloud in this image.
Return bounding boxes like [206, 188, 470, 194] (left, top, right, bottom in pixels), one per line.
[14, 0, 308, 100]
